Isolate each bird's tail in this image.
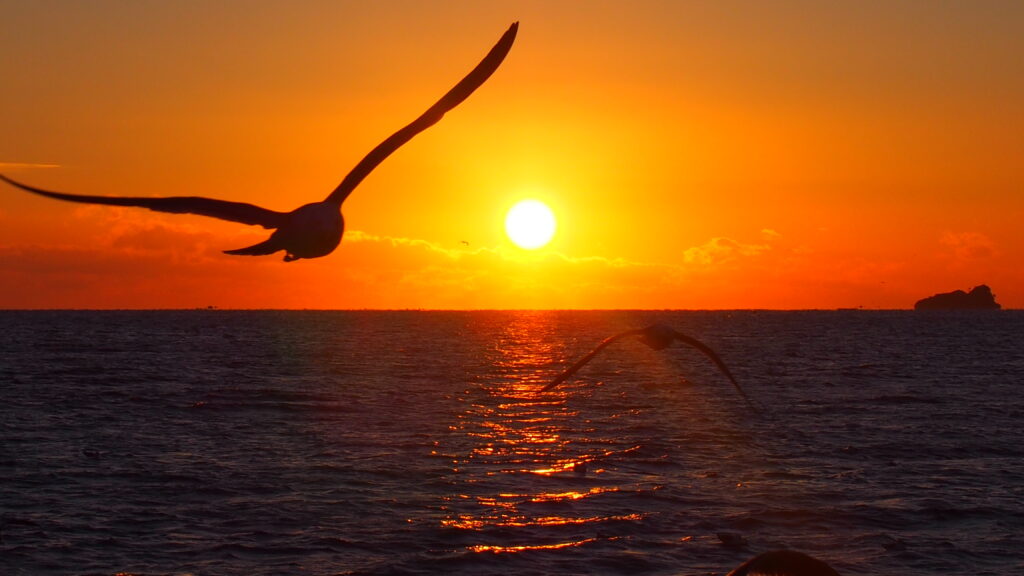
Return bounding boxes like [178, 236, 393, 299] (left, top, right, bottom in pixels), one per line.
[224, 238, 283, 257]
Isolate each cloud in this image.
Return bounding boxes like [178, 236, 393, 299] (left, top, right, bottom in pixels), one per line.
[341, 229, 790, 306]
[0, 218, 801, 309]
[0, 162, 60, 170]
[345, 230, 468, 259]
[940, 231, 996, 261]
[346, 229, 657, 269]
[332, 229, 688, 307]
[682, 237, 770, 266]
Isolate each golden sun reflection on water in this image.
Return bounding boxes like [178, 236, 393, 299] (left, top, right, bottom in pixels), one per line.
[438, 313, 656, 555]
[468, 536, 601, 554]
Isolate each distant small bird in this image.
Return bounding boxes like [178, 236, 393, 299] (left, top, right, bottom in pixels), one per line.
[1, 23, 518, 262]
[726, 549, 840, 576]
[541, 323, 759, 412]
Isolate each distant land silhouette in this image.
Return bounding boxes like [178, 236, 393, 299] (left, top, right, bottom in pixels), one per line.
[1, 23, 518, 262]
[914, 284, 1001, 310]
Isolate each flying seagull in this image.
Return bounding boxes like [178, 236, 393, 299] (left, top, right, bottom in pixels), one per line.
[0, 22, 518, 262]
[541, 323, 760, 412]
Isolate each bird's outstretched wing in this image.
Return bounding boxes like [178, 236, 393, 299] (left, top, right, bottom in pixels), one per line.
[541, 330, 644, 392]
[542, 324, 761, 413]
[668, 330, 758, 412]
[0, 174, 288, 229]
[325, 22, 518, 205]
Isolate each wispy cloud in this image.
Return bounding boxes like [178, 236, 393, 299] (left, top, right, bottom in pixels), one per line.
[346, 229, 667, 269]
[345, 230, 471, 259]
[347, 229, 782, 278]
[940, 231, 997, 261]
[0, 222, 801, 308]
[683, 237, 770, 266]
[0, 162, 60, 170]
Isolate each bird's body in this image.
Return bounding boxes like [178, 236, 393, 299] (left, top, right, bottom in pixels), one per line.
[224, 202, 343, 261]
[1, 22, 518, 262]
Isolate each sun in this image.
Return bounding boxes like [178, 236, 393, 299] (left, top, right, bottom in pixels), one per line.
[505, 200, 556, 250]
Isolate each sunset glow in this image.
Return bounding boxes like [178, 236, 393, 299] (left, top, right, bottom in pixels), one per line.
[1, 2, 1021, 309]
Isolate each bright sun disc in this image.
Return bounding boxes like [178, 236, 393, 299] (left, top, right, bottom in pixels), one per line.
[505, 200, 556, 250]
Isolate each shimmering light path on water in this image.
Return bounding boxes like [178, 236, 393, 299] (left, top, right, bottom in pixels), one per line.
[1, 310, 1022, 575]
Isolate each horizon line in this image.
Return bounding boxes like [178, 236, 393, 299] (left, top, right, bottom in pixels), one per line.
[1, 307, 1017, 312]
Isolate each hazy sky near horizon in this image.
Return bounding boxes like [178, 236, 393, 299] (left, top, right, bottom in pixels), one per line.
[1, 0, 1022, 309]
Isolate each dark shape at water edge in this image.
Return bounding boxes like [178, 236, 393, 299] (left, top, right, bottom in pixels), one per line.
[914, 284, 1001, 310]
[726, 550, 840, 576]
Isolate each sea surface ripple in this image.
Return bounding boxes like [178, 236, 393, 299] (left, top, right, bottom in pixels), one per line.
[1, 310, 1022, 575]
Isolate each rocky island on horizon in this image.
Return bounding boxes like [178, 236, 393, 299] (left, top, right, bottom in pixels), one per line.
[914, 284, 1001, 310]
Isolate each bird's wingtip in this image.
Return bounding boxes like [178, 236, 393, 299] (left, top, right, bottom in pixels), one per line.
[0, 173, 29, 190]
[224, 238, 284, 257]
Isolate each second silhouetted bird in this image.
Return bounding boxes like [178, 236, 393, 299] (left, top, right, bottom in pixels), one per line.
[543, 323, 760, 412]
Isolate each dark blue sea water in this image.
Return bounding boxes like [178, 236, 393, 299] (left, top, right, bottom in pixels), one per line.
[1, 310, 1022, 575]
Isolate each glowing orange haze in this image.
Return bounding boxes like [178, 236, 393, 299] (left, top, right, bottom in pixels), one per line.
[1, 2, 1021, 309]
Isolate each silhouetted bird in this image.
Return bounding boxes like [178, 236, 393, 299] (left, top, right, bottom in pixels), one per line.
[541, 323, 759, 412]
[726, 549, 840, 576]
[1, 22, 518, 262]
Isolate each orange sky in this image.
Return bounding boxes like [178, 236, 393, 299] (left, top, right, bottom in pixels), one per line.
[1, 1, 1022, 309]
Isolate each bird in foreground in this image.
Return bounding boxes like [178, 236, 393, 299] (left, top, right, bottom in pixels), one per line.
[0, 22, 518, 262]
[541, 323, 759, 412]
[726, 549, 840, 576]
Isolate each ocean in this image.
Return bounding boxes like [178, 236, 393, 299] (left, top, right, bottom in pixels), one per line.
[1, 310, 1022, 575]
